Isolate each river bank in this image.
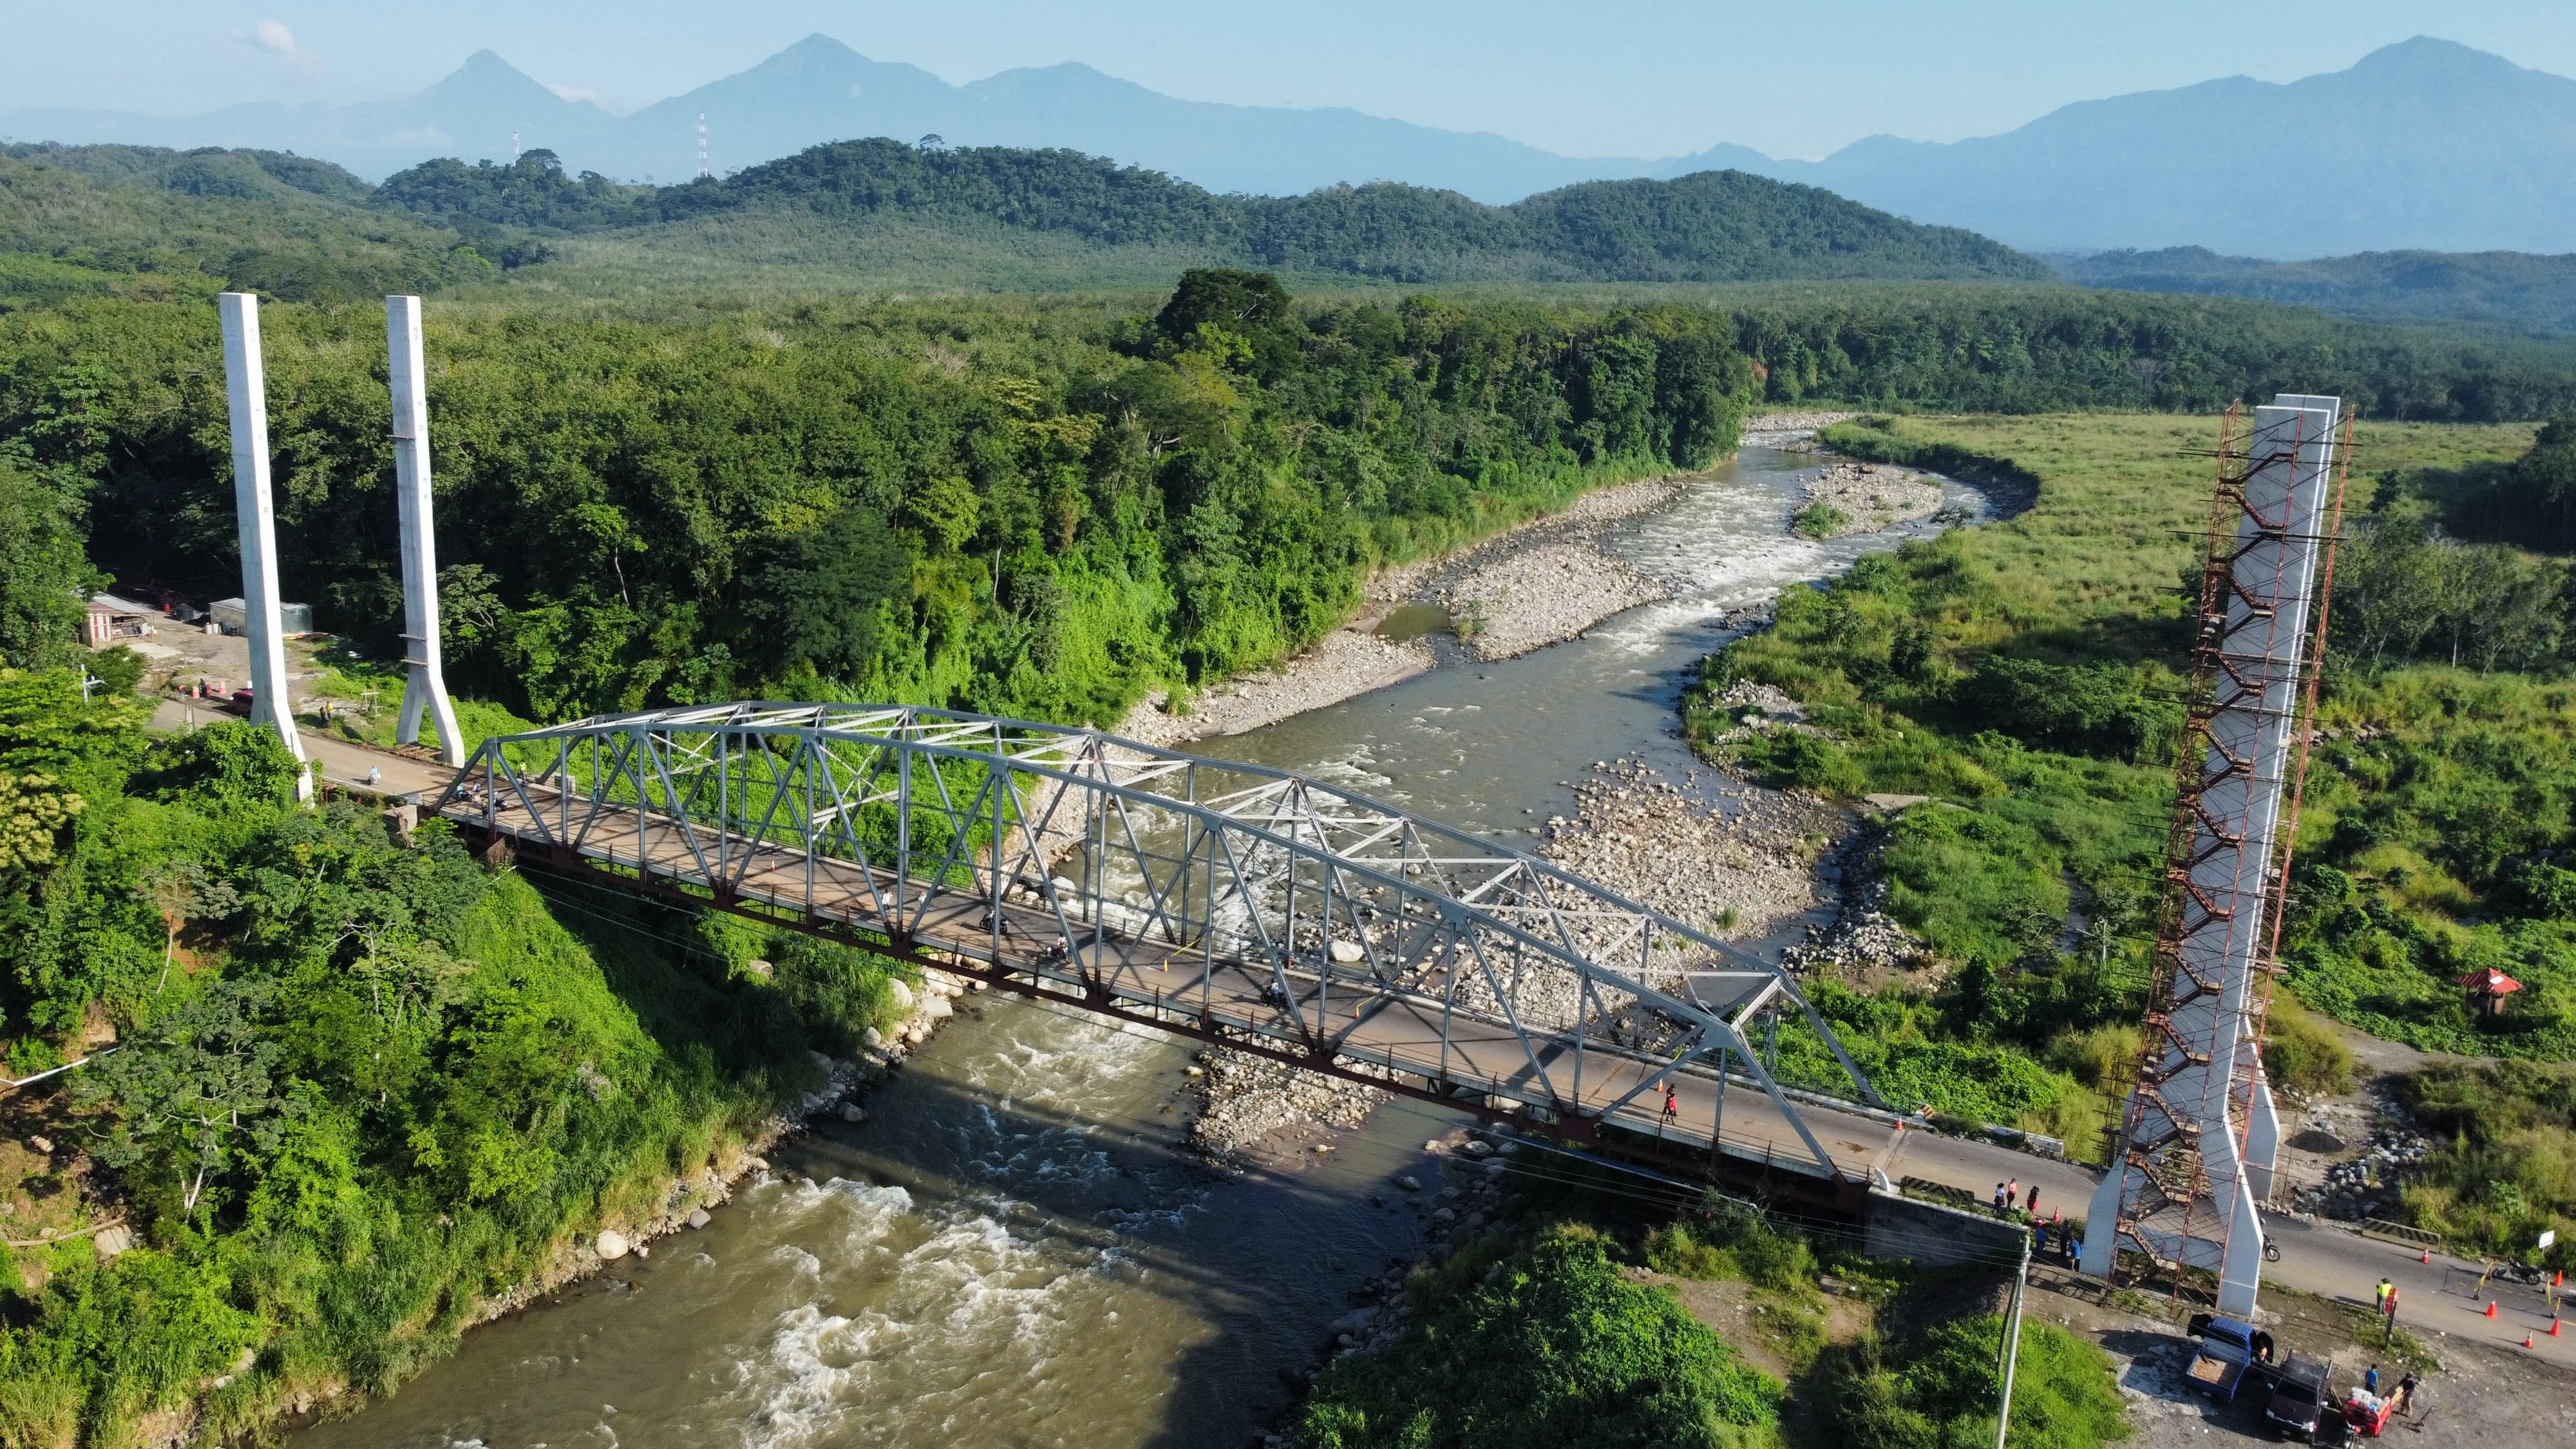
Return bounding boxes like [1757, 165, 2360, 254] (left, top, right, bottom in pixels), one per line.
[382, 969, 974, 1347]
[1119, 415, 1857, 748]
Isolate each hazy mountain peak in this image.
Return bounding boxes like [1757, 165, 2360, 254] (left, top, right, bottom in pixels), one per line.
[1757, 35, 2576, 256]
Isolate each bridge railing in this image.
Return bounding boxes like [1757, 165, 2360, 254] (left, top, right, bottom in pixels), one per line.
[433, 703, 1886, 1177]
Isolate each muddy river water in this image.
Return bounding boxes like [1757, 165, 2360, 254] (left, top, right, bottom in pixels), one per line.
[299, 446, 1987, 1449]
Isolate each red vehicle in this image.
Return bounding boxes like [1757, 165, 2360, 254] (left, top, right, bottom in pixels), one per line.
[225, 688, 254, 716]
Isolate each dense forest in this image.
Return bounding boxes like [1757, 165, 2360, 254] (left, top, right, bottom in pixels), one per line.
[0, 145, 500, 309]
[1, 274, 1749, 727]
[0, 672, 907, 1443]
[375, 140, 2050, 285]
[1720, 284, 2576, 420]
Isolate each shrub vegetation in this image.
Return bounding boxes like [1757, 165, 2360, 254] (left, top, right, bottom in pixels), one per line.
[1298, 1231, 1784, 1449]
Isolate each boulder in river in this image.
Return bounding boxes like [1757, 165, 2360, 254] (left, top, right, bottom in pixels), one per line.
[595, 1229, 631, 1261]
[887, 979, 914, 1013]
[686, 1208, 712, 1229]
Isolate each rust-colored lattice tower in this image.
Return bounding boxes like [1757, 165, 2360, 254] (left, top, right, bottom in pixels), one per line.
[2081, 397, 2353, 1317]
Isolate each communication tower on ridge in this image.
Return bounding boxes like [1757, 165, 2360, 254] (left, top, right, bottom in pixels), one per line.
[697, 111, 709, 179]
[511, 128, 520, 162]
[2081, 396, 2354, 1318]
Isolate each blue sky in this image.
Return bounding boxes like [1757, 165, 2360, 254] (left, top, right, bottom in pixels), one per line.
[12, 1, 2575, 160]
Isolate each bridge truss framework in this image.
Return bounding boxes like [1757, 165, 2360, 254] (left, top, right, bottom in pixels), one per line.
[433, 704, 1888, 1193]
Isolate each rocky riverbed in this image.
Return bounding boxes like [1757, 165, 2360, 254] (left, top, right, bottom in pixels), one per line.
[1537, 754, 1848, 944]
[1117, 630, 1433, 747]
[1428, 477, 1682, 661]
[1184, 1046, 1389, 1166]
[1118, 473, 1692, 741]
[1739, 410, 1861, 449]
[1798, 459, 1947, 536]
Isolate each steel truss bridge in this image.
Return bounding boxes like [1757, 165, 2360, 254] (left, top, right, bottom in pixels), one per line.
[432, 704, 1890, 1202]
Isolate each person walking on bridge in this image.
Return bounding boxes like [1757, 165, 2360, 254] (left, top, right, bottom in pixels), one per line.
[2374, 1277, 2392, 1314]
[1993, 1182, 2009, 1215]
[1662, 1083, 1680, 1127]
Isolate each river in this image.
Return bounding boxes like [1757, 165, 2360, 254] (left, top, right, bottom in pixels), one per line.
[298, 444, 1989, 1449]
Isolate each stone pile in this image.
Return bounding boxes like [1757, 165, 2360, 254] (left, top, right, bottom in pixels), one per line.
[1537, 755, 1846, 947]
[1779, 827, 1931, 980]
[1185, 1046, 1388, 1165]
[1740, 411, 1861, 448]
[1436, 540, 1669, 661]
[1801, 460, 1945, 535]
[2289, 1105, 2436, 1221]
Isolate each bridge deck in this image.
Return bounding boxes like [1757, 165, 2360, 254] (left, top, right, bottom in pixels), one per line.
[451, 781, 1871, 1188]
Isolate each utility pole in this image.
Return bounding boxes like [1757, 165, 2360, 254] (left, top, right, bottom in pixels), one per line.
[1995, 1230, 2030, 1449]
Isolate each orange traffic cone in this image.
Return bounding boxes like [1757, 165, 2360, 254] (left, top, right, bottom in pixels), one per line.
[2524, 1332, 2535, 1349]
[2421, 1247, 2432, 1264]
[2486, 1300, 2500, 1318]
[2550, 1320, 2563, 1338]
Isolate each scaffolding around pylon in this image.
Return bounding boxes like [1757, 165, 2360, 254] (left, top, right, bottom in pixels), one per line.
[2082, 397, 2353, 1316]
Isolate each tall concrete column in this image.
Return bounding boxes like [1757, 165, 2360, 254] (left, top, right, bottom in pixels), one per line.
[386, 296, 464, 764]
[216, 293, 308, 786]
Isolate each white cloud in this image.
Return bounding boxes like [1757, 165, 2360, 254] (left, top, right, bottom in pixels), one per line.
[229, 17, 317, 70]
[544, 80, 603, 106]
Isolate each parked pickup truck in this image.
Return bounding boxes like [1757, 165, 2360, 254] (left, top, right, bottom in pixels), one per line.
[2264, 1352, 2335, 1441]
[2183, 1314, 2273, 1403]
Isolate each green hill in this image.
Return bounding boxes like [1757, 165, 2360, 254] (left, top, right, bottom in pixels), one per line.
[374, 140, 2054, 285]
[0, 143, 498, 307]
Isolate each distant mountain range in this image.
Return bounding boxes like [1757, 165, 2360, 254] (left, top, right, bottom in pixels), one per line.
[6, 35, 2573, 259]
[1, 37, 1651, 202]
[1750, 37, 2576, 258]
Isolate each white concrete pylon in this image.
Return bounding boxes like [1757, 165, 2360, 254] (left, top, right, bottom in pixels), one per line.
[215, 293, 308, 789]
[386, 296, 464, 765]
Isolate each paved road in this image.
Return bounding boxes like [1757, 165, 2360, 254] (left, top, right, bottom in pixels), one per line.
[1862, 1094, 2576, 1368]
[148, 698, 454, 799]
